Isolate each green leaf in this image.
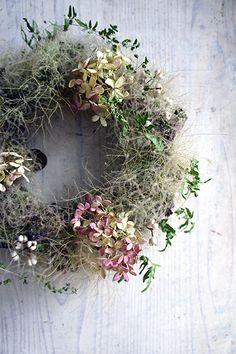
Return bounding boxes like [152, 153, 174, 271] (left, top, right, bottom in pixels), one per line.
[175, 207, 195, 233]
[63, 17, 70, 31]
[75, 18, 88, 29]
[92, 21, 98, 30]
[159, 219, 176, 252]
[181, 159, 210, 199]
[0, 278, 11, 286]
[68, 5, 72, 18]
[145, 133, 165, 152]
[139, 256, 159, 292]
[23, 18, 35, 33]
[0, 262, 7, 269]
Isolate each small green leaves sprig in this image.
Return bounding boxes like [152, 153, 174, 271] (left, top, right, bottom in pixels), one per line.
[175, 207, 194, 233]
[180, 159, 211, 199]
[21, 6, 141, 53]
[139, 255, 159, 292]
[43, 281, 78, 294]
[158, 159, 210, 252]
[135, 112, 165, 152]
[0, 262, 12, 286]
[158, 206, 195, 252]
[64, 6, 140, 52]
[158, 219, 176, 252]
[21, 18, 59, 48]
[108, 98, 165, 151]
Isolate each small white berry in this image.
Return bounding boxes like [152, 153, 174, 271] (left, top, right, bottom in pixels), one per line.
[27, 241, 37, 251]
[28, 254, 37, 266]
[27, 241, 32, 248]
[11, 251, 19, 261]
[18, 235, 28, 243]
[15, 242, 23, 250]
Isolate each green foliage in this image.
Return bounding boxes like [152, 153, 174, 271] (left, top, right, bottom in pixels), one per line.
[181, 159, 211, 199]
[21, 5, 142, 69]
[110, 102, 129, 137]
[135, 113, 165, 151]
[21, 18, 59, 48]
[21, 18, 41, 48]
[175, 207, 194, 233]
[0, 278, 12, 285]
[159, 206, 195, 251]
[64, 5, 77, 30]
[139, 255, 159, 292]
[0, 262, 7, 269]
[0, 262, 11, 286]
[158, 219, 176, 252]
[43, 281, 78, 294]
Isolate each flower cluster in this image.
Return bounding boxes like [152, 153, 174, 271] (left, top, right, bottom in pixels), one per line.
[71, 194, 145, 281]
[69, 48, 133, 126]
[0, 151, 31, 192]
[11, 235, 38, 266]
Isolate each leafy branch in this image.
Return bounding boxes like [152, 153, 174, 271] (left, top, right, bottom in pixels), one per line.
[180, 159, 211, 199]
[21, 5, 143, 64]
[139, 255, 159, 292]
[175, 207, 194, 233]
[158, 219, 176, 252]
[135, 112, 165, 151]
[158, 206, 195, 251]
[0, 278, 12, 286]
[62, 6, 140, 52]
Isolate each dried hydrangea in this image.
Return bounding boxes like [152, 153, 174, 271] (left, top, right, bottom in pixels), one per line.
[71, 194, 145, 281]
[0, 152, 31, 192]
[69, 48, 133, 126]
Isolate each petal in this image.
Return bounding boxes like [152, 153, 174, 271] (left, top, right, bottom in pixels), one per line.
[91, 115, 100, 122]
[115, 76, 126, 88]
[69, 79, 76, 88]
[87, 68, 97, 74]
[0, 183, 6, 192]
[89, 76, 96, 87]
[105, 78, 115, 88]
[113, 272, 122, 282]
[100, 117, 108, 127]
[123, 272, 129, 282]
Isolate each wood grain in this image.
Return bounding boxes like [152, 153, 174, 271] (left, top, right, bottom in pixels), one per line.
[0, 0, 236, 353]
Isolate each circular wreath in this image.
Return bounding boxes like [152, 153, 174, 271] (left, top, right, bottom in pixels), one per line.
[0, 6, 206, 293]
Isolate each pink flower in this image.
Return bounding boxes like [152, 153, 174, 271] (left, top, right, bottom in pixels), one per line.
[71, 194, 144, 282]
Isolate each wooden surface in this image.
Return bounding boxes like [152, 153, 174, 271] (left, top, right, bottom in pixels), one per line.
[0, 0, 236, 353]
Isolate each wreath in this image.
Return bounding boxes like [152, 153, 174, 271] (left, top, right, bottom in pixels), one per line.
[0, 6, 208, 293]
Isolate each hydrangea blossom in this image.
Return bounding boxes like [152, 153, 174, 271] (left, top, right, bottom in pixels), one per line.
[0, 151, 31, 192]
[71, 194, 145, 282]
[69, 48, 133, 126]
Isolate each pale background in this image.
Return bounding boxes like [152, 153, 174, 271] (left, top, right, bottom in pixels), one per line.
[0, 0, 236, 353]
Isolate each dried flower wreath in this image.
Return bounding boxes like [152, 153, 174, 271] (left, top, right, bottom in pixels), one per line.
[0, 6, 209, 293]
